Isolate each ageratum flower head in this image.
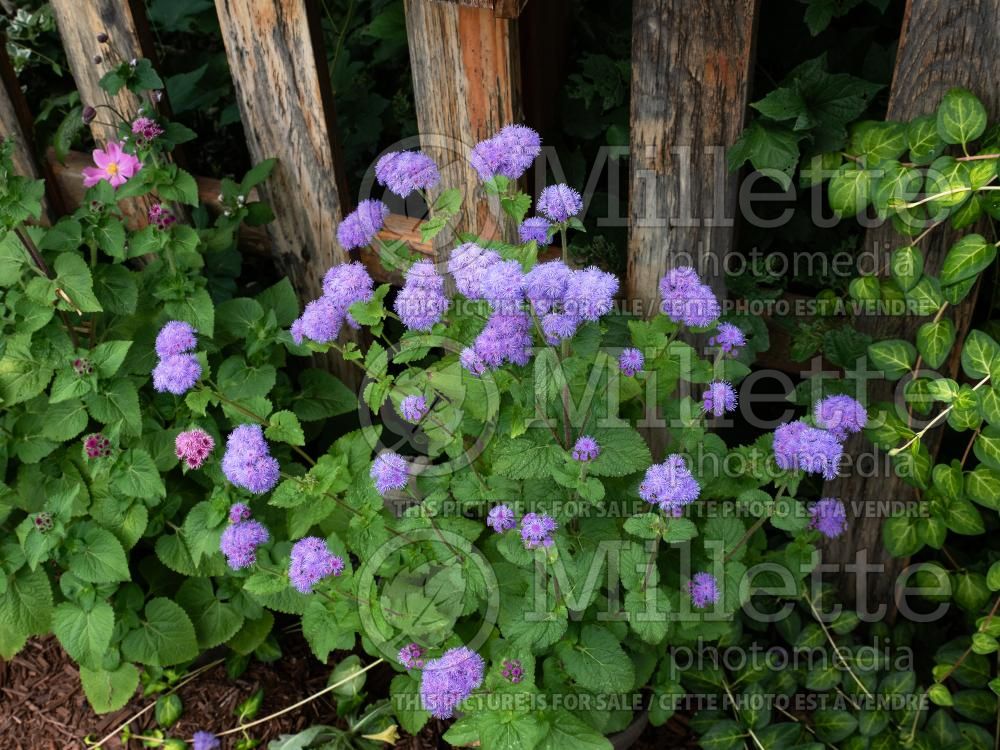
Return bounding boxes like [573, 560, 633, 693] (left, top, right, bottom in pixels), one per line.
[155, 320, 197, 357]
[537, 184, 582, 223]
[688, 572, 720, 608]
[399, 395, 429, 423]
[337, 199, 389, 250]
[175, 428, 215, 470]
[82, 141, 141, 188]
[395, 260, 448, 331]
[659, 266, 720, 327]
[702, 381, 738, 417]
[152, 353, 202, 395]
[148, 203, 176, 230]
[563, 266, 618, 321]
[710, 322, 747, 355]
[322, 260, 375, 305]
[83, 433, 112, 459]
[419, 646, 485, 719]
[519, 216, 551, 245]
[481, 259, 526, 312]
[487, 504, 516, 533]
[773, 420, 843, 480]
[810, 498, 848, 539]
[221, 424, 281, 494]
[470, 124, 541, 181]
[540, 312, 579, 345]
[371, 451, 409, 495]
[448, 243, 501, 299]
[399, 643, 426, 669]
[472, 311, 533, 369]
[640, 455, 701, 515]
[220, 519, 270, 569]
[524, 260, 572, 316]
[520, 513, 557, 549]
[813, 395, 868, 441]
[192, 732, 220, 750]
[460, 347, 487, 377]
[619, 348, 644, 376]
[294, 296, 344, 345]
[288, 536, 344, 594]
[131, 116, 163, 140]
[228, 503, 252, 523]
[502, 659, 524, 683]
[572, 436, 600, 462]
[375, 150, 440, 197]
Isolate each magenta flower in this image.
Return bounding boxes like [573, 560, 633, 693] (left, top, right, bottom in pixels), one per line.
[131, 116, 164, 140]
[83, 433, 112, 459]
[82, 141, 141, 188]
[175, 428, 215, 470]
[399, 643, 426, 669]
[502, 659, 524, 684]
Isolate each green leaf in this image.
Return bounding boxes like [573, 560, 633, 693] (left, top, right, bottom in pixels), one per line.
[916, 319, 955, 369]
[967, 466, 1000, 509]
[962, 330, 999, 379]
[936, 88, 988, 146]
[623, 513, 661, 540]
[975, 426, 1000, 471]
[175, 578, 245, 650]
[52, 601, 115, 670]
[121, 597, 199, 666]
[66, 523, 130, 583]
[890, 245, 923, 292]
[698, 720, 745, 750]
[908, 114, 945, 164]
[85, 378, 141, 434]
[217, 356, 276, 400]
[54, 252, 102, 312]
[0, 565, 53, 658]
[940, 234, 996, 285]
[814, 708, 858, 743]
[111, 449, 166, 499]
[662, 517, 699, 543]
[80, 663, 139, 714]
[828, 166, 871, 216]
[241, 158, 277, 192]
[0, 333, 54, 405]
[906, 276, 944, 315]
[164, 287, 215, 337]
[587, 422, 652, 477]
[90, 340, 132, 379]
[554, 624, 635, 693]
[265, 410, 305, 446]
[868, 339, 916, 379]
[42, 398, 89, 441]
[536, 710, 612, 750]
[493, 439, 566, 479]
[883, 514, 923, 557]
[727, 121, 801, 183]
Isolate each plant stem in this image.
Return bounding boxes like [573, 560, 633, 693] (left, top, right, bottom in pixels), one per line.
[803, 593, 874, 700]
[891, 374, 991, 455]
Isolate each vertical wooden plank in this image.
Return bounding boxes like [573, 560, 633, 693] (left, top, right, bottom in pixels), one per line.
[626, 0, 758, 315]
[404, 0, 521, 252]
[49, 0, 168, 224]
[823, 0, 1000, 609]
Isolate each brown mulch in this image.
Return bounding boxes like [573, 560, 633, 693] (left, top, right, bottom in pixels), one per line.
[0, 632, 694, 749]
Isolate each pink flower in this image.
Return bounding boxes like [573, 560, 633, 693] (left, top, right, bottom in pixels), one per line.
[82, 141, 142, 188]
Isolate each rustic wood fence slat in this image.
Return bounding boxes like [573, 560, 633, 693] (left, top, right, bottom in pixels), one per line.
[626, 0, 759, 316]
[822, 0, 1000, 610]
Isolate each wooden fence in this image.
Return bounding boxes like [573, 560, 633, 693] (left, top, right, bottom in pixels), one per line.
[1, 0, 999, 605]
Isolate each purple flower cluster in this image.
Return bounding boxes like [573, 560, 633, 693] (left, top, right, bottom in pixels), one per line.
[288, 537, 344, 594]
[399, 643, 426, 669]
[219, 506, 270, 570]
[639, 455, 701, 515]
[688, 572, 720, 609]
[659, 267, 720, 327]
[470, 124, 541, 181]
[376, 150, 440, 197]
[419, 646, 485, 719]
[395, 260, 449, 330]
[337, 199, 389, 251]
[461, 310, 533, 376]
[813, 395, 867, 441]
[526, 261, 618, 344]
[572, 435, 600, 462]
[710, 322, 747, 355]
[399, 395, 429, 423]
[290, 261, 375, 344]
[175, 428, 214, 470]
[148, 203, 175, 230]
[221, 424, 281, 494]
[702, 381, 738, 417]
[809, 498, 848, 539]
[482, 259, 527, 313]
[487, 504, 516, 533]
[192, 731, 220, 750]
[520, 513, 557, 549]
[502, 659, 524, 684]
[536, 184, 583, 223]
[371, 452, 409, 495]
[518, 216, 551, 245]
[619, 348, 644, 376]
[448, 243, 502, 299]
[152, 320, 201, 395]
[83, 433, 112, 459]
[131, 116, 163, 141]
[773, 420, 844, 480]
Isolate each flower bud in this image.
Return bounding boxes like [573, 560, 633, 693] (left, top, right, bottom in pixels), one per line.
[81, 106, 97, 124]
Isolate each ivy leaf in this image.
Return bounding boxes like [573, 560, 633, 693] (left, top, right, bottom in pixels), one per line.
[121, 597, 199, 666]
[940, 234, 996, 286]
[962, 330, 999, 379]
[916, 319, 956, 370]
[52, 601, 115, 670]
[889, 245, 923, 292]
[907, 114, 945, 164]
[828, 166, 871, 216]
[867, 339, 916, 380]
[936, 88, 988, 146]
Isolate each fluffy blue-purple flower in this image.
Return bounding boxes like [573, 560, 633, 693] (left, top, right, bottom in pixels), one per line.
[221, 424, 281, 494]
[371, 451, 409, 495]
[524, 260, 571, 316]
[572, 435, 600, 462]
[399, 642, 425, 669]
[519, 216, 551, 245]
[688, 572, 719, 609]
[540, 312, 579, 345]
[289, 536, 344, 594]
[814, 395, 867, 441]
[487, 504, 516, 533]
[773, 420, 843, 480]
[702, 381, 738, 417]
[470, 124, 541, 181]
[460, 347, 487, 377]
[220, 519, 270, 570]
[659, 266, 720, 327]
[337, 199, 388, 250]
[537, 184, 582, 223]
[563, 266, 618, 321]
[192, 731, 220, 750]
[472, 311, 532, 369]
[155, 320, 197, 357]
[295, 296, 344, 345]
[520, 512, 557, 549]
[419, 646, 485, 719]
[482, 259, 526, 312]
[399, 395, 429, 423]
[448, 242, 501, 299]
[376, 150, 440, 197]
[619, 348, 644, 376]
[810, 498, 848, 538]
[152, 353, 201, 395]
[395, 260, 448, 331]
[323, 260, 375, 304]
[228, 503, 252, 523]
[640, 455, 701, 514]
[710, 322, 746, 355]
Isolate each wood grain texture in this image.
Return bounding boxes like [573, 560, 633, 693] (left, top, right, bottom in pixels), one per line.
[404, 0, 521, 263]
[49, 0, 168, 225]
[439, 0, 525, 17]
[627, 0, 758, 317]
[822, 0, 1000, 610]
